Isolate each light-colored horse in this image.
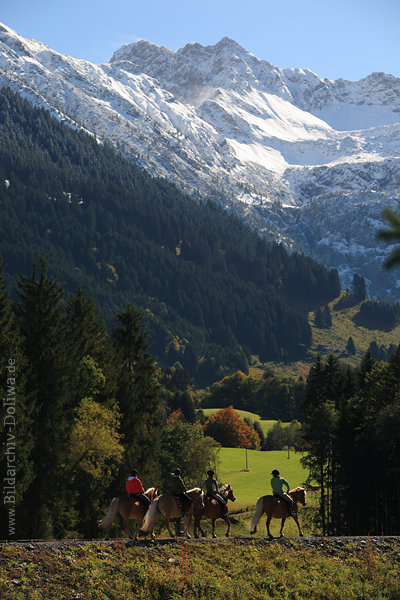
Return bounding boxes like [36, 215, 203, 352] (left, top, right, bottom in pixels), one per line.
[193, 484, 236, 538]
[141, 488, 204, 539]
[249, 487, 307, 538]
[99, 487, 158, 539]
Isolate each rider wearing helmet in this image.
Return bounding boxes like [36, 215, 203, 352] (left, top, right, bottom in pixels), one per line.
[169, 468, 192, 515]
[203, 469, 228, 516]
[125, 469, 150, 510]
[270, 469, 293, 516]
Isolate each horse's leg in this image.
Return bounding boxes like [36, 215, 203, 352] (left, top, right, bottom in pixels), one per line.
[211, 518, 217, 538]
[133, 518, 144, 541]
[183, 514, 192, 539]
[266, 515, 273, 539]
[292, 514, 303, 537]
[194, 516, 203, 538]
[122, 517, 132, 539]
[165, 517, 175, 538]
[279, 518, 286, 537]
[224, 516, 231, 538]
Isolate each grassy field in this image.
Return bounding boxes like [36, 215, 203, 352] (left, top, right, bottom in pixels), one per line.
[2, 540, 399, 599]
[215, 447, 308, 511]
[201, 408, 290, 436]
[210, 447, 316, 538]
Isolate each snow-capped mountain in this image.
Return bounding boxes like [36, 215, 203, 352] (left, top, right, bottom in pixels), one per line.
[1, 23, 400, 298]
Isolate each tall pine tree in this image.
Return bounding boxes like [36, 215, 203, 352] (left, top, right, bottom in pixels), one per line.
[113, 303, 165, 488]
[15, 257, 76, 537]
[0, 258, 33, 538]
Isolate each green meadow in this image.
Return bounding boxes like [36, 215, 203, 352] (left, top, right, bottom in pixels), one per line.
[206, 446, 315, 538]
[214, 447, 308, 512]
[199, 411, 312, 536]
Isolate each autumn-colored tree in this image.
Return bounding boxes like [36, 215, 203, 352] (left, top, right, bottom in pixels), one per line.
[203, 406, 260, 449]
[68, 398, 124, 478]
[68, 397, 124, 537]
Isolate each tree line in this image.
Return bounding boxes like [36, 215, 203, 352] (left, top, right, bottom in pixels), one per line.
[303, 351, 400, 535]
[200, 369, 305, 422]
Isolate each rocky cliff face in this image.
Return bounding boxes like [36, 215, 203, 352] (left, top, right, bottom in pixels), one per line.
[1, 23, 400, 297]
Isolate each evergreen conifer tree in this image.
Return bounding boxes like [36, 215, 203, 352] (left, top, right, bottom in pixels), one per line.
[322, 305, 332, 328]
[314, 308, 324, 328]
[65, 287, 117, 404]
[113, 303, 165, 486]
[0, 259, 33, 538]
[15, 257, 76, 537]
[346, 336, 356, 355]
[352, 274, 366, 301]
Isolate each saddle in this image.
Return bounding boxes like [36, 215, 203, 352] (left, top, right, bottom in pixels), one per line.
[272, 495, 293, 516]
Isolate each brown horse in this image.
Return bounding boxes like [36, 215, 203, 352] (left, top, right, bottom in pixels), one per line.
[193, 484, 236, 538]
[99, 487, 158, 539]
[249, 487, 307, 538]
[141, 488, 204, 539]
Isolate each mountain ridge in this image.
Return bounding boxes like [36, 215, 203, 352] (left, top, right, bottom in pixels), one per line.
[1, 23, 400, 297]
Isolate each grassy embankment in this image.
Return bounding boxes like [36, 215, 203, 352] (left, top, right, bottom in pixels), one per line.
[2, 539, 399, 600]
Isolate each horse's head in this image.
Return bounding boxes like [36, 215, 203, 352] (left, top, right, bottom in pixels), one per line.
[188, 488, 205, 509]
[145, 487, 159, 504]
[290, 487, 307, 506]
[221, 484, 236, 503]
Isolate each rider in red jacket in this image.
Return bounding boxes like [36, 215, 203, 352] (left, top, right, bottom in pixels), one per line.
[125, 469, 150, 510]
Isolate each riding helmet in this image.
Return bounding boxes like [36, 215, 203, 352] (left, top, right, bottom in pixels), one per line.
[271, 469, 280, 476]
[207, 469, 214, 476]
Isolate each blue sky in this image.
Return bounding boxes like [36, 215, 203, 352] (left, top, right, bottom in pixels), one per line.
[2, 0, 400, 81]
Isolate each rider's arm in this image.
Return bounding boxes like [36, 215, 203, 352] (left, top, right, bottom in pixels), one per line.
[136, 478, 145, 494]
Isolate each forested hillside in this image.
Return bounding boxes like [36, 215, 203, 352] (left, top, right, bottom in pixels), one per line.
[0, 87, 340, 384]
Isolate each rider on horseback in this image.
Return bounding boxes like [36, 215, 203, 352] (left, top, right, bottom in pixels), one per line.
[270, 469, 293, 516]
[125, 469, 150, 511]
[203, 469, 228, 516]
[169, 468, 192, 515]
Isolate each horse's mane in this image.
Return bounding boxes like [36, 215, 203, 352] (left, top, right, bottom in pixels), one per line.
[289, 487, 306, 494]
[219, 483, 230, 494]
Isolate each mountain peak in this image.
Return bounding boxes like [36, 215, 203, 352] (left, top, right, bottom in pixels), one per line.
[214, 36, 246, 51]
[110, 39, 173, 64]
[178, 36, 249, 61]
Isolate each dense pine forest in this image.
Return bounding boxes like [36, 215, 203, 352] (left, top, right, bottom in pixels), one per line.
[303, 351, 400, 536]
[0, 87, 340, 385]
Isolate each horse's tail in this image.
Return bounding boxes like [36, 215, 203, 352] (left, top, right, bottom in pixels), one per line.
[249, 497, 264, 531]
[98, 497, 119, 529]
[141, 497, 160, 532]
